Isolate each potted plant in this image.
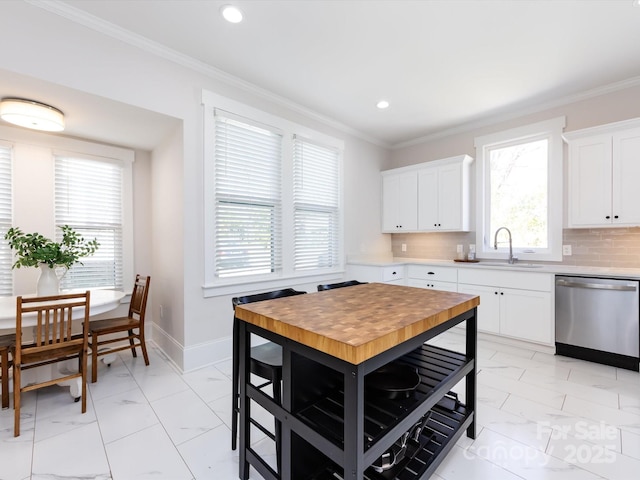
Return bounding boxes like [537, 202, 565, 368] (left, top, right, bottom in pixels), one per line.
[4, 225, 99, 295]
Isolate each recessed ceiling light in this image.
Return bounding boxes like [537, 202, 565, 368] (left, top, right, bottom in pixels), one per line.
[221, 5, 244, 23]
[376, 100, 390, 110]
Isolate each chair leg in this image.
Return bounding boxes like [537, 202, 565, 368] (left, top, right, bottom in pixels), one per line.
[81, 350, 87, 413]
[91, 336, 99, 383]
[1, 349, 8, 410]
[273, 373, 282, 473]
[14, 365, 20, 437]
[128, 330, 138, 358]
[231, 318, 239, 450]
[138, 331, 150, 366]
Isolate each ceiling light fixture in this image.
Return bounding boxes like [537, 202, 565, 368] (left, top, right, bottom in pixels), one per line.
[0, 98, 65, 132]
[221, 5, 244, 23]
[376, 100, 390, 110]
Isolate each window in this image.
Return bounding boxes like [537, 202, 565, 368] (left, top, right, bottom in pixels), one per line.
[55, 154, 126, 290]
[213, 113, 283, 278]
[203, 91, 343, 294]
[293, 137, 340, 271]
[475, 117, 565, 261]
[0, 143, 12, 296]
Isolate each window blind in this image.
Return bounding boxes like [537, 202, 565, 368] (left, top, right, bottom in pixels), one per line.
[54, 155, 124, 290]
[214, 111, 283, 278]
[293, 137, 340, 271]
[0, 144, 12, 295]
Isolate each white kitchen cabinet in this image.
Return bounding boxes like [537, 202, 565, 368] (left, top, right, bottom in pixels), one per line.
[381, 171, 418, 232]
[458, 268, 554, 345]
[346, 263, 405, 285]
[565, 119, 640, 228]
[418, 157, 471, 231]
[407, 264, 458, 292]
[456, 284, 500, 334]
[381, 155, 472, 233]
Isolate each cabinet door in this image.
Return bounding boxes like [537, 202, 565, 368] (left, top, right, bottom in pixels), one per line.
[382, 172, 417, 231]
[437, 163, 465, 230]
[500, 288, 552, 345]
[457, 284, 500, 334]
[568, 134, 612, 227]
[417, 168, 439, 230]
[612, 127, 640, 226]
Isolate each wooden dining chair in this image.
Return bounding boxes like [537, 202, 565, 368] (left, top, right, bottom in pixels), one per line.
[231, 287, 306, 467]
[13, 291, 91, 436]
[0, 333, 15, 409]
[88, 274, 150, 383]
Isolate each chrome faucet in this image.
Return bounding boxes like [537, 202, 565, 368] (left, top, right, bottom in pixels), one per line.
[494, 227, 518, 264]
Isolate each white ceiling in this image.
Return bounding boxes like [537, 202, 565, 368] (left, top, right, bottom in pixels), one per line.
[4, 0, 640, 149]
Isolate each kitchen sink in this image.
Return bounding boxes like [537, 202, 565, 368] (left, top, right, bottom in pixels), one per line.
[476, 262, 543, 268]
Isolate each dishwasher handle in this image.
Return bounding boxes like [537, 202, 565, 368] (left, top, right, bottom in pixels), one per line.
[556, 278, 638, 291]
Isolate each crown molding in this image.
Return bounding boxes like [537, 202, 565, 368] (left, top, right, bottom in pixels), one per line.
[392, 75, 640, 150]
[27, 0, 389, 148]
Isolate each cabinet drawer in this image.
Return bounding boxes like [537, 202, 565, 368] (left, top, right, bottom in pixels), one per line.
[408, 278, 457, 292]
[382, 265, 404, 282]
[408, 265, 457, 283]
[457, 268, 552, 292]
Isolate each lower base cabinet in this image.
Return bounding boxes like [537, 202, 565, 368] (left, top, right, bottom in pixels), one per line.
[456, 284, 500, 334]
[458, 268, 553, 345]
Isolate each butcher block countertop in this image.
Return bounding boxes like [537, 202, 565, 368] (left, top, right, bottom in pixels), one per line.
[234, 282, 479, 364]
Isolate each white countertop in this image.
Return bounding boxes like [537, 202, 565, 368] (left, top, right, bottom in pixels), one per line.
[348, 257, 640, 279]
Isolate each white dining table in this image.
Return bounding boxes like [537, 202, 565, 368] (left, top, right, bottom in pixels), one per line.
[0, 289, 126, 399]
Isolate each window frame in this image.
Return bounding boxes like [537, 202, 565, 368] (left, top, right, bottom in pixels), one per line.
[202, 90, 344, 297]
[0, 125, 134, 295]
[474, 117, 565, 262]
[0, 141, 13, 296]
[54, 151, 130, 291]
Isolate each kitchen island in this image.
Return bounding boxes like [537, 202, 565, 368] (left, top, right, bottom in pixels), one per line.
[234, 283, 480, 480]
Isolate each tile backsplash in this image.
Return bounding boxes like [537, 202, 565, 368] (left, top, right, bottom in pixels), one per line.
[391, 227, 640, 268]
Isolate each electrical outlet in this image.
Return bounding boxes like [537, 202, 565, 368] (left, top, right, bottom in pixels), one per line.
[401, 243, 407, 252]
[562, 245, 572, 256]
[456, 244, 463, 253]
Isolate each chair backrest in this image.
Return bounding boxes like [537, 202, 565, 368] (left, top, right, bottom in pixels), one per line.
[317, 280, 367, 291]
[232, 288, 306, 309]
[129, 275, 151, 321]
[15, 291, 90, 364]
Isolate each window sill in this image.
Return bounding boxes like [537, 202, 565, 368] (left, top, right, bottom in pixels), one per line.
[202, 269, 345, 298]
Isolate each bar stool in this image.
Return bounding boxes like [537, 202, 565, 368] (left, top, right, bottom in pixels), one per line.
[231, 287, 306, 467]
[317, 279, 367, 291]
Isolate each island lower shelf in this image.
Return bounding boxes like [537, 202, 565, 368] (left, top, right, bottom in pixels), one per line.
[301, 394, 473, 480]
[292, 344, 475, 480]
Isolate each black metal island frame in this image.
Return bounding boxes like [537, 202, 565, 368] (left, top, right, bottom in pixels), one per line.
[234, 283, 479, 480]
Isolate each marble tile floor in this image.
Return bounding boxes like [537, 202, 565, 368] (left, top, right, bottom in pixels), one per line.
[0, 333, 639, 480]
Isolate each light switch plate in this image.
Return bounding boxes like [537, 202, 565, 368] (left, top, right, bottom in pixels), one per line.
[562, 245, 572, 256]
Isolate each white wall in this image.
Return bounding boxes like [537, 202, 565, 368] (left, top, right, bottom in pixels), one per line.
[0, 2, 391, 371]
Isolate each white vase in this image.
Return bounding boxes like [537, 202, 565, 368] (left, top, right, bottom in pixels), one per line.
[37, 263, 60, 296]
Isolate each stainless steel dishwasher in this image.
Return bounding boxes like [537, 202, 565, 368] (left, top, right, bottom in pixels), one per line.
[556, 276, 639, 371]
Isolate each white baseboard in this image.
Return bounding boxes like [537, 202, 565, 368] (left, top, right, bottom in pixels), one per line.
[150, 321, 231, 374]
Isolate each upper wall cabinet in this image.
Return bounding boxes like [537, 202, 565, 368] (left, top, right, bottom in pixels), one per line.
[565, 118, 640, 228]
[381, 170, 418, 231]
[381, 155, 473, 233]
